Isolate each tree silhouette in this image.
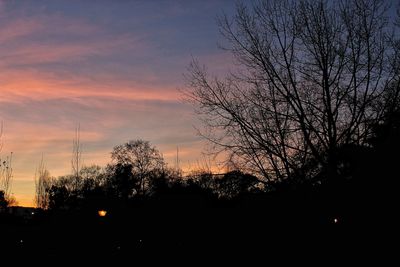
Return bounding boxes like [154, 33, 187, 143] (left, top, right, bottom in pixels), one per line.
[111, 139, 166, 197]
[106, 163, 136, 201]
[0, 155, 12, 206]
[0, 123, 13, 207]
[71, 124, 83, 193]
[48, 176, 76, 210]
[0, 190, 7, 211]
[34, 156, 52, 210]
[46, 140, 169, 210]
[216, 170, 260, 199]
[47, 165, 107, 210]
[185, 0, 400, 183]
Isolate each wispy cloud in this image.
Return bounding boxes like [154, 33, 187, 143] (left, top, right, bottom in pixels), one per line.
[0, 18, 43, 43]
[0, 68, 180, 104]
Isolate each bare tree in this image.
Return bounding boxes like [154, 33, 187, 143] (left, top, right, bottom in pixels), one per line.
[71, 124, 83, 190]
[0, 122, 13, 205]
[0, 153, 12, 201]
[111, 139, 165, 196]
[34, 156, 52, 210]
[185, 0, 399, 182]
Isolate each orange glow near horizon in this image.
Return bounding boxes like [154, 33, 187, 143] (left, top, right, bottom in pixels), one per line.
[8, 142, 226, 207]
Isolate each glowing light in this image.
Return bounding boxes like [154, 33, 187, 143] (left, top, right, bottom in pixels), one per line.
[333, 218, 338, 224]
[98, 210, 107, 217]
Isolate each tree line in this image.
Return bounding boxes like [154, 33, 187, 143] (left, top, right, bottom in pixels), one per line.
[34, 139, 262, 212]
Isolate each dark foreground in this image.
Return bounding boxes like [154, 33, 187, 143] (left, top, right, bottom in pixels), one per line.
[1, 178, 396, 263]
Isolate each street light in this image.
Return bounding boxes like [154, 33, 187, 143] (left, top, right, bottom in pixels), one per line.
[98, 210, 107, 217]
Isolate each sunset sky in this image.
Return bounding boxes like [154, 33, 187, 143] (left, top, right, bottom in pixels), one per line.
[0, 0, 236, 207]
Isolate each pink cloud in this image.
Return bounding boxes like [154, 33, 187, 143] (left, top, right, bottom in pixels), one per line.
[0, 33, 141, 66]
[0, 10, 148, 70]
[0, 18, 43, 43]
[0, 67, 180, 104]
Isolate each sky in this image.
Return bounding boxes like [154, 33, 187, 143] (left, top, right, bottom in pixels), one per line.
[0, 0, 236, 207]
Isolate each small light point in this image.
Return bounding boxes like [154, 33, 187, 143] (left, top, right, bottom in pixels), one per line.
[98, 210, 107, 217]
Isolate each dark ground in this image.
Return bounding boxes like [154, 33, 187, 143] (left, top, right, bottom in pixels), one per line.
[1, 178, 396, 263]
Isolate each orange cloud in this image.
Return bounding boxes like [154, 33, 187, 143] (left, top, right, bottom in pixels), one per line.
[0, 68, 180, 104]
